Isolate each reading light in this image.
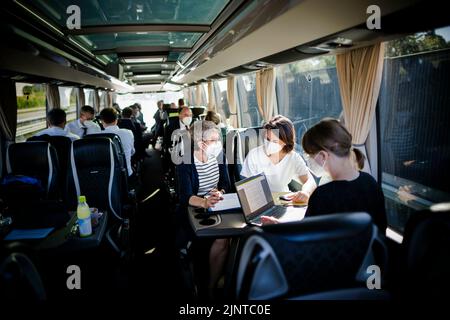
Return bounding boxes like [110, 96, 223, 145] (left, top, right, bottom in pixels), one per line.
[123, 57, 165, 63]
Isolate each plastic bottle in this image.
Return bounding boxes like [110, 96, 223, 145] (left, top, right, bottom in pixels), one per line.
[77, 195, 92, 237]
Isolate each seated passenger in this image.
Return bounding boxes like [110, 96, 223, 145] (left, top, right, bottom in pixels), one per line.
[164, 106, 193, 153]
[241, 115, 316, 203]
[263, 118, 387, 231]
[96, 107, 135, 177]
[65, 105, 101, 137]
[176, 120, 230, 293]
[34, 108, 79, 141]
[205, 110, 228, 143]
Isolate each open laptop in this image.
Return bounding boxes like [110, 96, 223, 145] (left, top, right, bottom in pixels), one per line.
[235, 173, 289, 225]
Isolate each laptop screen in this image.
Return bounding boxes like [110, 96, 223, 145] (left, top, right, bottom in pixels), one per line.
[235, 173, 274, 220]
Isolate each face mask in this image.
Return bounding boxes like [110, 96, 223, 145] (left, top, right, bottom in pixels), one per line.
[205, 142, 222, 158]
[83, 120, 94, 127]
[306, 154, 328, 177]
[264, 140, 282, 155]
[182, 117, 192, 126]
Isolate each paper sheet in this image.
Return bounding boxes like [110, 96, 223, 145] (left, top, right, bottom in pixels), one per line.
[4, 228, 54, 240]
[209, 193, 241, 212]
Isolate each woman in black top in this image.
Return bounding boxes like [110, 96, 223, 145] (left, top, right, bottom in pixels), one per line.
[262, 118, 387, 231]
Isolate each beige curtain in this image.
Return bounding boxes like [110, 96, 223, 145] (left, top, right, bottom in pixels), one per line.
[194, 84, 203, 106]
[107, 91, 113, 108]
[46, 84, 61, 110]
[77, 87, 85, 108]
[256, 67, 276, 122]
[207, 81, 216, 112]
[227, 76, 238, 128]
[336, 42, 385, 173]
[94, 89, 100, 112]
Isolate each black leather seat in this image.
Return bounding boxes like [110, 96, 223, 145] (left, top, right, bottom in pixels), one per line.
[4, 141, 58, 200]
[69, 137, 124, 219]
[400, 206, 450, 299]
[83, 133, 127, 174]
[27, 135, 72, 201]
[69, 137, 134, 255]
[233, 212, 388, 300]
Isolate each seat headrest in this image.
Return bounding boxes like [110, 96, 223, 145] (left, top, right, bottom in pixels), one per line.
[7, 142, 56, 177]
[261, 212, 372, 242]
[73, 138, 117, 168]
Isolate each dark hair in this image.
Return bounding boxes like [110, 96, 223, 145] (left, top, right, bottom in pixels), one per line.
[121, 107, 133, 118]
[80, 105, 95, 115]
[178, 98, 185, 107]
[301, 118, 365, 170]
[263, 115, 295, 153]
[205, 110, 221, 125]
[129, 104, 138, 110]
[47, 108, 67, 127]
[99, 107, 118, 124]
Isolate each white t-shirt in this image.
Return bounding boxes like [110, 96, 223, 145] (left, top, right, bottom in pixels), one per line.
[240, 145, 309, 192]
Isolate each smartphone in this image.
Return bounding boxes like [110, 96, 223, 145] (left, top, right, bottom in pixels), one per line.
[279, 194, 292, 201]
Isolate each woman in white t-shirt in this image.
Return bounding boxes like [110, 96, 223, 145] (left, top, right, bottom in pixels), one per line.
[241, 115, 316, 203]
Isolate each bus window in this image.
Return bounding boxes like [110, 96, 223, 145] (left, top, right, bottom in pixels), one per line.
[275, 55, 343, 147]
[58, 86, 77, 123]
[379, 26, 450, 233]
[237, 73, 262, 127]
[83, 88, 96, 109]
[15, 83, 47, 142]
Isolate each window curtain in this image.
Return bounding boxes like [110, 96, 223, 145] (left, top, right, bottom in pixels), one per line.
[194, 84, 205, 106]
[227, 76, 239, 128]
[0, 79, 17, 140]
[207, 81, 216, 112]
[46, 84, 60, 110]
[256, 67, 276, 122]
[94, 89, 100, 112]
[77, 88, 85, 107]
[107, 91, 113, 108]
[336, 42, 385, 174]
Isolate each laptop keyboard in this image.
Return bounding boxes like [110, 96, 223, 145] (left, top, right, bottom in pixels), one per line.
[251, 206, 286, 224]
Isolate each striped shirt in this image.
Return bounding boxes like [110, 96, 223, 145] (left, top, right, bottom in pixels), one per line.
[194, 155, 220, 196]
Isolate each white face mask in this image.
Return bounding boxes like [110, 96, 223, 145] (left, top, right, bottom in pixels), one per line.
[264, 140, 282, 155]
[182, 117, 192, 126]
[83, 120, 94, 127]
[205, 142, 222, 158]
[305, 154, 328, 177]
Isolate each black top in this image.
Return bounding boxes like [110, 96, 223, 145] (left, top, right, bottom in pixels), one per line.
[306, 172, 387, 230]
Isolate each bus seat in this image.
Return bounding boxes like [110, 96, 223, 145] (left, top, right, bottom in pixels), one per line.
[234, 212, 388, 300]
[4, 141, 58, 200]
[69, 137, 124, 220]
[69, 137, 134, 255]
[27, 135, 73, 201]
[227, 127, 263, 188]
[83, 133, 127, 175]
[400, 207, 450, 299]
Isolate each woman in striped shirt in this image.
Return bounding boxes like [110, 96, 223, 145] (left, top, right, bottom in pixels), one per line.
[176, 120, 231, 293]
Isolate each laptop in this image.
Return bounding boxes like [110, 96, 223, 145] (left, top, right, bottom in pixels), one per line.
[235, 173, 289, 225]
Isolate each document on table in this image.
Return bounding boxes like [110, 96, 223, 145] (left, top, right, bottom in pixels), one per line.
[209, 193, 241, 212]
[5, 228, 54, 240]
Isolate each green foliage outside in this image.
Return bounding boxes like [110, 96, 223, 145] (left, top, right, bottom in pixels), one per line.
[17, 85, 46, 109]
[385, 31, 450, 58]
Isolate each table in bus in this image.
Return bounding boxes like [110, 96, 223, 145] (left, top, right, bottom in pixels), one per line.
[1, 210, 109, 252]
[187, 192, 307, 238]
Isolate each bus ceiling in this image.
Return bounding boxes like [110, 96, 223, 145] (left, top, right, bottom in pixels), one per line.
[0, 0, 448, 93]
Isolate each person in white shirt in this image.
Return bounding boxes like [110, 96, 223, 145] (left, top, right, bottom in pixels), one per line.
[241, 115, 316, 212]
[34, 108, 80, 141]
[96, 107, 135, 176]
[65, 105, 101, 137]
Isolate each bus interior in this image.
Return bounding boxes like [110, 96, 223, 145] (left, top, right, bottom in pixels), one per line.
[0, 0, 449, 305]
